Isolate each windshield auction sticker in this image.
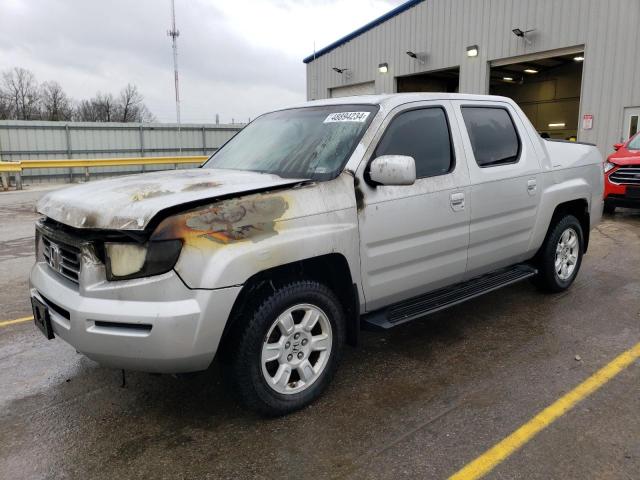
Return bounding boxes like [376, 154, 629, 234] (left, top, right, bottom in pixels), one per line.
[323, 111, 370, 123]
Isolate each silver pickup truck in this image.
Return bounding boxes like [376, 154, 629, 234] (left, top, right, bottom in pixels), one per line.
[30, 93, 603, 415]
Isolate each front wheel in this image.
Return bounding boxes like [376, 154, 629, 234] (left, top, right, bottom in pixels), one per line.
[227, 280, 345, 416]
[534, 215, 584, 293]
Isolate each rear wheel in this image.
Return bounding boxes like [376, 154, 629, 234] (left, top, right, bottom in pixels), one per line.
[534, 215, 583, 293]
[226, 280, 345, 416]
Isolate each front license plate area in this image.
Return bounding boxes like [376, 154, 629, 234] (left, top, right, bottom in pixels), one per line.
[31, 297, 54, 340]
[626, 186, 640, 199]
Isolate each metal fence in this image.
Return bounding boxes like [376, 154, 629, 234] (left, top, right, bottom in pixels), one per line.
[0, 120, 243, 183]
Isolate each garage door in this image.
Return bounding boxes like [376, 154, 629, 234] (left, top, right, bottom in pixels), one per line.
[330, 81, 375, 98]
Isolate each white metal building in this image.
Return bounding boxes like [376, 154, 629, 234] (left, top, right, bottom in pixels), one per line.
[304, 0, 640, 156]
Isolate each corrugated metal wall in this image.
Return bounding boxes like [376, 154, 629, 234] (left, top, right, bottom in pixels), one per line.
[306, 0, 640, 156]
[0, 121, 243, 182]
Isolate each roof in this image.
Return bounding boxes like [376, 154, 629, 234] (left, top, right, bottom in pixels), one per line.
[302, 0, 425, 64]
[283, 93, 517, 113]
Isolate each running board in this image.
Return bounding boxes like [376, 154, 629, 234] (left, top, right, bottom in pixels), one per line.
[362, 264, 537, 330]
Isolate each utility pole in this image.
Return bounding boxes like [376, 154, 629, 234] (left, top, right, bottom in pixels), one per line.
[167, 0, 181, 125]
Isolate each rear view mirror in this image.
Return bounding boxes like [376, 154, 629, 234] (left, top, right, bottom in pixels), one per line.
[613, 143, 624, 151]
[368, 155, 416, 186]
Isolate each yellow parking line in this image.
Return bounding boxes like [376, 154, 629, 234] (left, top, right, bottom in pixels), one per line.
[0, 316, 33, 328]
[449, 342, 640, 480]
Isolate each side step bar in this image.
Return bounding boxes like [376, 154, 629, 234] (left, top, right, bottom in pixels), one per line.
[362, 264, 537, 330]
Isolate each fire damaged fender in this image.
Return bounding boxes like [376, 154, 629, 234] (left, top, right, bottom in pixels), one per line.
[151, 172, 362, 293]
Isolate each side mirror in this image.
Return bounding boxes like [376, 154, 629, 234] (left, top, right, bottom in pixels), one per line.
[368, 155, 416, 186]
[613, 143, 624, 151]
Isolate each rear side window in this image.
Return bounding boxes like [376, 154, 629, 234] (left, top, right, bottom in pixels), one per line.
[461, 107, 521, 167]
[374, 107, 454, 178]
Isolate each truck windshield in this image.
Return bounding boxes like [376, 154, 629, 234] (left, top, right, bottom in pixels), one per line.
[203, 105, 378, 180]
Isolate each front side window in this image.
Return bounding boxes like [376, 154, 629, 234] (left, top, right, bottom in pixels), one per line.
[461, 106, 521, 167]
[374, 107, 454, 178]
[203, 105, 378, 180]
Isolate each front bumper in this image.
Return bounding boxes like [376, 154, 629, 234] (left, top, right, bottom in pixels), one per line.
[29, 262, 241, 373]
[604, 192, 640, 208]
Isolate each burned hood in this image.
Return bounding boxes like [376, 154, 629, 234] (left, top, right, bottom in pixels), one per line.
[36, 168, 306, 230]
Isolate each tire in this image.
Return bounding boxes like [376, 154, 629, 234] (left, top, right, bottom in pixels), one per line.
[534, 215, 584, 293]
[603, 202, 616, 215]
[226, 280, 345, 416]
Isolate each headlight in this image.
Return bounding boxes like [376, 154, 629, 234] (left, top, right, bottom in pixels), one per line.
[604, 161, 616, 173]
[104, 240, 182, 280]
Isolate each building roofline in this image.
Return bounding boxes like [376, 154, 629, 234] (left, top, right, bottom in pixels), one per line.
[302, 0, 425, 64]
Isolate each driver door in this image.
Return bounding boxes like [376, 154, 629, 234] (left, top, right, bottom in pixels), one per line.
[357, 101, 470, 311]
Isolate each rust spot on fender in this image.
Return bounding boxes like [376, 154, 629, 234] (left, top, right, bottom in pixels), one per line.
[152, 194, 288, 245]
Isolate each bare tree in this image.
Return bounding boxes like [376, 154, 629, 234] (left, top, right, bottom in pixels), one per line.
[40, 81, 73, 121]
[94, 92, 117, 122]
[116, 84, 155, 122]
[0, 93, 10, 120]
[75, 92, 117, 122]
[74, 99, 98, 121]
[137, 103, 155, 123]
[118, 84, 141, 122]
[1, 67, 41, 120]
[0, 67, 156, 122]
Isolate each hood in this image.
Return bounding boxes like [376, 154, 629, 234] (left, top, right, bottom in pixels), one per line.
[609, 147, 640, 166]
[37, 168, 306, 231]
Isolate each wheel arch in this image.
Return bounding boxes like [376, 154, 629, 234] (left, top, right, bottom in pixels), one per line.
[216, 253, 360, 362]
[535, 198, 590, 259]
[551, 199, 590, 252]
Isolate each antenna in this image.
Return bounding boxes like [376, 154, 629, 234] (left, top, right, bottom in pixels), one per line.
[167, 0, 181, 125]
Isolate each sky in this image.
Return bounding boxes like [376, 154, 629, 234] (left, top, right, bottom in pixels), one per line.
[0, 0, 404, 124]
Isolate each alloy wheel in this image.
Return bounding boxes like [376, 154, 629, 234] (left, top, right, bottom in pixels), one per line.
[261, 303, 333, 395]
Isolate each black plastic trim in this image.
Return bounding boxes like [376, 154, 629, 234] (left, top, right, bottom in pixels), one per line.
[39, 293, 71, 320]
[362, 264, 537, 330]
[94, 321, 152, 332]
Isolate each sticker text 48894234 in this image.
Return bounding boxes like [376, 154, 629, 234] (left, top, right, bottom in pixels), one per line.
[323, 112, 371, 123]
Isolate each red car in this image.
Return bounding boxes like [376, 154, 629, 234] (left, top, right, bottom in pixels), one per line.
[603, 132, 640, 213]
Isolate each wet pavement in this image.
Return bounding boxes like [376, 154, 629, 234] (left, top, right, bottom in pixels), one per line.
[1, 188, 639, 479]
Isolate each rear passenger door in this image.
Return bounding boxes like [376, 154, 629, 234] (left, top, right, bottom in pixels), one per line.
[452, 101, 542, 279]
[358, 101, 470, 311]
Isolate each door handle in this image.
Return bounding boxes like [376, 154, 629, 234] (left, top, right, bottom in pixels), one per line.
[450, 192, 465, 211]
[527, 179, 537, 195]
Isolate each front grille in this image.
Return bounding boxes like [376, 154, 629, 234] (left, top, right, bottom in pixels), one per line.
[610, 165, 640, 185]
[42, 235, 81, 284]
